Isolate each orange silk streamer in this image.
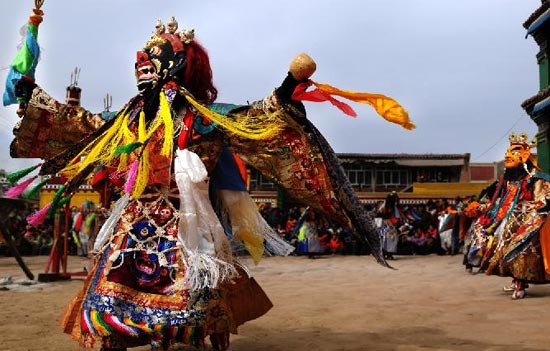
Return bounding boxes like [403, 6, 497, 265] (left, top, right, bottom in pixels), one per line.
[292, 82, 357, 117]
[311, 81, 415, 130]
[540, 218, 550, 276]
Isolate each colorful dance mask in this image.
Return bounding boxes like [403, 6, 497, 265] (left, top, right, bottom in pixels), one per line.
[504, 132, 537, 169]
[135, 17, 191, 94]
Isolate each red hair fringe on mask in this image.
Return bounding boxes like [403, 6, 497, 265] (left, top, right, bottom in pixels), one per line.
[183, 40, 218, 104]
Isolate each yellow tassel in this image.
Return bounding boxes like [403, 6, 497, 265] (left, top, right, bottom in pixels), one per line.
[138, 111, 146, 142]
[121, 113, 136, 142]
[117, 113, 136, 171]
[105, 115, 127, 160]
[123, 110, 150, 199]
[183, 93, 284, 140]
[60, 114, 126, 178]
[132, 147, 149, 199]
[58, 92, 177, 199]
[159, 92, 174, 156]
[117, 154, 128, 172]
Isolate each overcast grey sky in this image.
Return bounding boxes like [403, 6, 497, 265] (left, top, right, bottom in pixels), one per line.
[0, 0, 542, 172]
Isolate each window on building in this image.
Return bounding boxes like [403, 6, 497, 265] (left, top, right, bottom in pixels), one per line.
[376, 169, 409, 186]
[345, 169, 372, 188]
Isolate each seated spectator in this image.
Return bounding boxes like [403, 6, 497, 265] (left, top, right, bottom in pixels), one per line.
[406, 227, 429, 255]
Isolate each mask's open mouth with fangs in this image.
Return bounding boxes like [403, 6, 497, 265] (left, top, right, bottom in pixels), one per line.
[135, 51, 160, 93]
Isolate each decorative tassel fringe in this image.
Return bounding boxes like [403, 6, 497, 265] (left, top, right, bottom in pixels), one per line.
[55, 91, 173, 200]
[6, 163, 41, 184]
[23, 176, 50, 199]
[183, 92, 284, 140]
[5, 176, 37, 198]
[130, 110, 149, 199]
[124, 160, 139, 195]
[27, 202, 51, 227]
[264, 229, 295, 257]
[132, 152, 149, 199]
[183, 252, 239, 291]
[46, 184, 67, 219]
[159, 92, 174, 156]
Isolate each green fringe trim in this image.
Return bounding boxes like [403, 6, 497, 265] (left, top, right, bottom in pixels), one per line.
[46, 185, 67, 219]
[6, 164, 41, 184]
[23, 177, 50, 199]
[113, 141, 143, 157]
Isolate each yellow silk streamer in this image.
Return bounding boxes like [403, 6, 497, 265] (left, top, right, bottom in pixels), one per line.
[312, 81, 416, 130]
[131, 111, 149, 199]
[159, 92, 174, 156]
[138, 111, 146, 141]
[236, 230, 265, 265]
[183, 92, 284, 140]
[118, 113, 135, 171]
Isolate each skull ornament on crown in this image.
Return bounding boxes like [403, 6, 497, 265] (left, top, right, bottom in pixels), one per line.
[135, 17, 192, 95]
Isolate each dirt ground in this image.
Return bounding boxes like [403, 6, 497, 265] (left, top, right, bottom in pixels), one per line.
[1, 254, 550, 351]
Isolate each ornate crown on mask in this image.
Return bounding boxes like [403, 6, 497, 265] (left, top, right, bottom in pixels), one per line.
[148, 16, 195, 46]
[509, 132, 537, 149]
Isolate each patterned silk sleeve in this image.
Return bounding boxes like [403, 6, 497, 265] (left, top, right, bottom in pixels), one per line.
[224, 90, 387, 265]
[10, 85, 106, 160]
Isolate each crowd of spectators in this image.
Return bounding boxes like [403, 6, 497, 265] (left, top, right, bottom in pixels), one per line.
[258, 193, 475, 258]
[0, 205, 55, 257]
[0, 203, 99, 258]
[259, 202, 375, 256]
